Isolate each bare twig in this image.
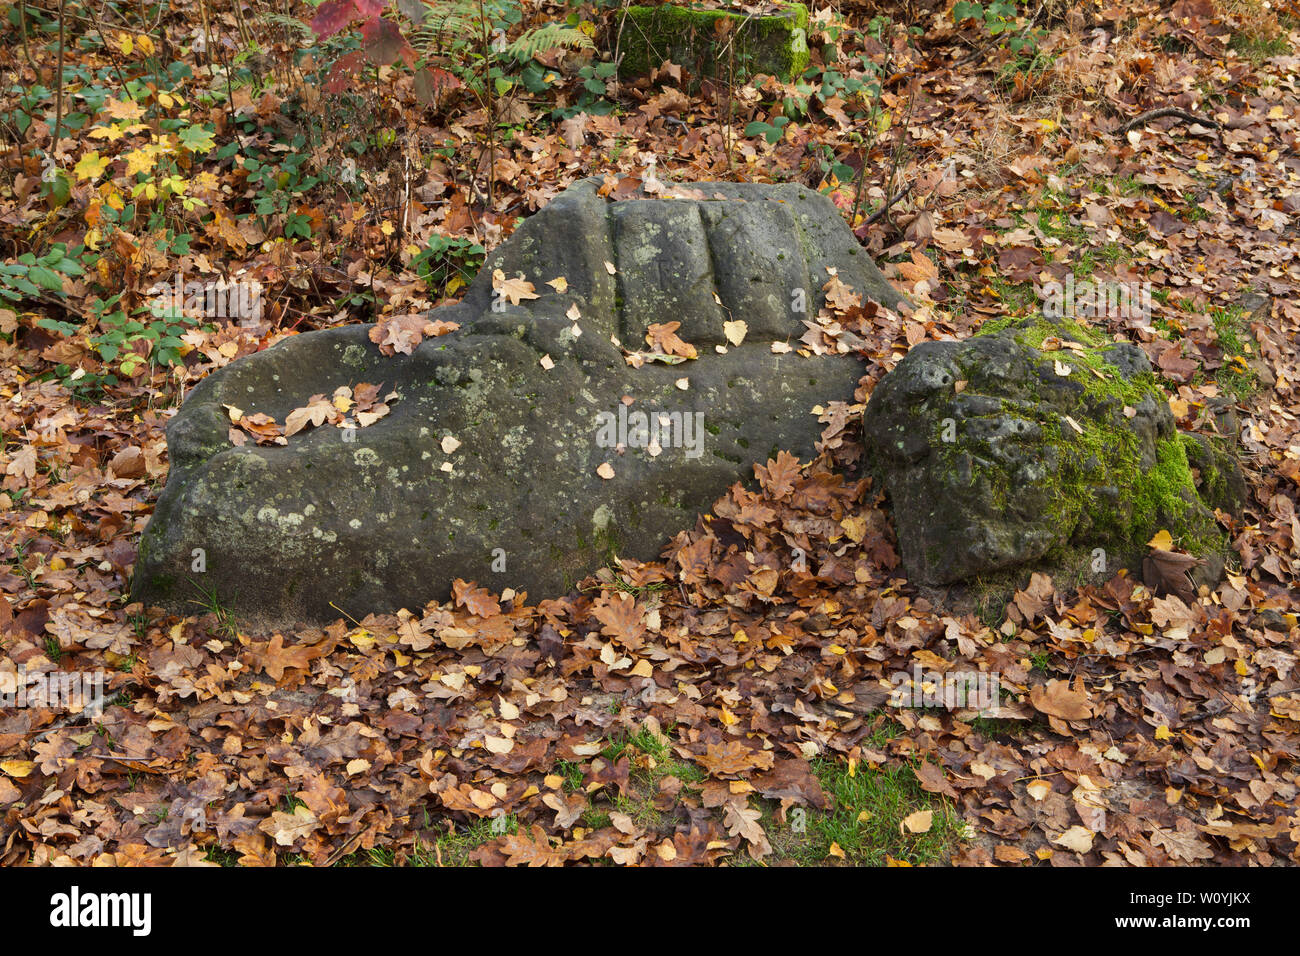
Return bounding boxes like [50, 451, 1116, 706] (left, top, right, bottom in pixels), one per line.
[952, 37, 996, 69]
[874, 76, 917, 231]
[1116, 107, 1221, 135]
[53, 0, 66, 147]
[849, 18, 891, 226]
[863, 181, 916, 226]
[17, 2, 37, 72]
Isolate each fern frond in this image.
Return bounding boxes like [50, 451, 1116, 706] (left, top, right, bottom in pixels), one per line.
[506, 23, 594, 60]
[409, 7, 481, 56]
[258, 12, 315, 39]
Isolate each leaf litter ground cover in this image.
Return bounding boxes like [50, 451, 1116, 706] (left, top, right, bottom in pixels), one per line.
[0, 0, 1298, 866]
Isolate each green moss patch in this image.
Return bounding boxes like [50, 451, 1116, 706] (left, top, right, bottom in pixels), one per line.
[969, 319, 1224, 559]
[865, 313, 1237, 588]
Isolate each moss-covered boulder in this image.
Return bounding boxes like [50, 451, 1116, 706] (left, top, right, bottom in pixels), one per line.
[861, 317, 1240, 587]
[619, 3, 809, 84]
[133, 177, 903, 629]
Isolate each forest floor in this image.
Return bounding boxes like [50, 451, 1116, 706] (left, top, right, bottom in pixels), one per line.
[0, 0, 1298, 866]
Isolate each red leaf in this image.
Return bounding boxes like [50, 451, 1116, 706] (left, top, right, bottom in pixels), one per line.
[324, 49, 368, 93]
[310, 0, 359, 38]
[310, 0, 393, 37]
[361, 15, 415, 66]
[414, 66, 461, 104]
[310, 0, 392, 38]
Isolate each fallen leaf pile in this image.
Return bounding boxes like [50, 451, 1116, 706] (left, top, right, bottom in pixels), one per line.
[226, 383, 398, 446]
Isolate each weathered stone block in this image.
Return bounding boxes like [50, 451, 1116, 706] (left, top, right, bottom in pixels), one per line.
[133, 178, 902, 628]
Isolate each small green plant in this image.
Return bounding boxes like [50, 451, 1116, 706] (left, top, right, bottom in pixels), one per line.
[561, 60, 618, 118]
[410, 233, 484, 297]
[0, 243, 86, 305]
[746, 8, 885, 157]
[4, 536, 39, 590]
[38, 291, 207, 386]
[745, 114, 791, 144]
[188, 578, 239, 638]
[953, 0, 1043, 55]
[405, 1, 594, 98]
[1208, 305, 1259, 399]
[554, 759, 585, 793]
[239, 134, 326, 232]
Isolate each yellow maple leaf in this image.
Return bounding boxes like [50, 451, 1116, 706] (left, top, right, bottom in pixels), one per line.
[123, 148, 157, 178]
[103, 96, 146, 123]
[74, 152, 110, 182]
[1147, 529, 1174, 551]
[88, 124, 127, 142]
[191, 170, 219, 193]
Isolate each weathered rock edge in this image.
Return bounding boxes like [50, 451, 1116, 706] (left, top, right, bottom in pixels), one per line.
[133, 178, 904, 628]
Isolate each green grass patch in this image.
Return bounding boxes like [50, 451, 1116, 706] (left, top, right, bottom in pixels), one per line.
[1207, 305, 1260, 399]
[1113, 175, 1147, 197]
[1229, 30, 1290, 62]
[981, 277, 1039, 319]
[968, 716, 1042, 739]
[740, 721, 967, 866]
[762, 754, 966, 866]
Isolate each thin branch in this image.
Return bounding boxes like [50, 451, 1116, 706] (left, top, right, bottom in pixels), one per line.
[53, 0, 66, 148]
[1116, 107, 1221, 135]
[863, 181, 916, 226]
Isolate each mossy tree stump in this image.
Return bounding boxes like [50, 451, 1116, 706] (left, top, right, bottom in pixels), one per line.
[618, 3, 810, 85]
